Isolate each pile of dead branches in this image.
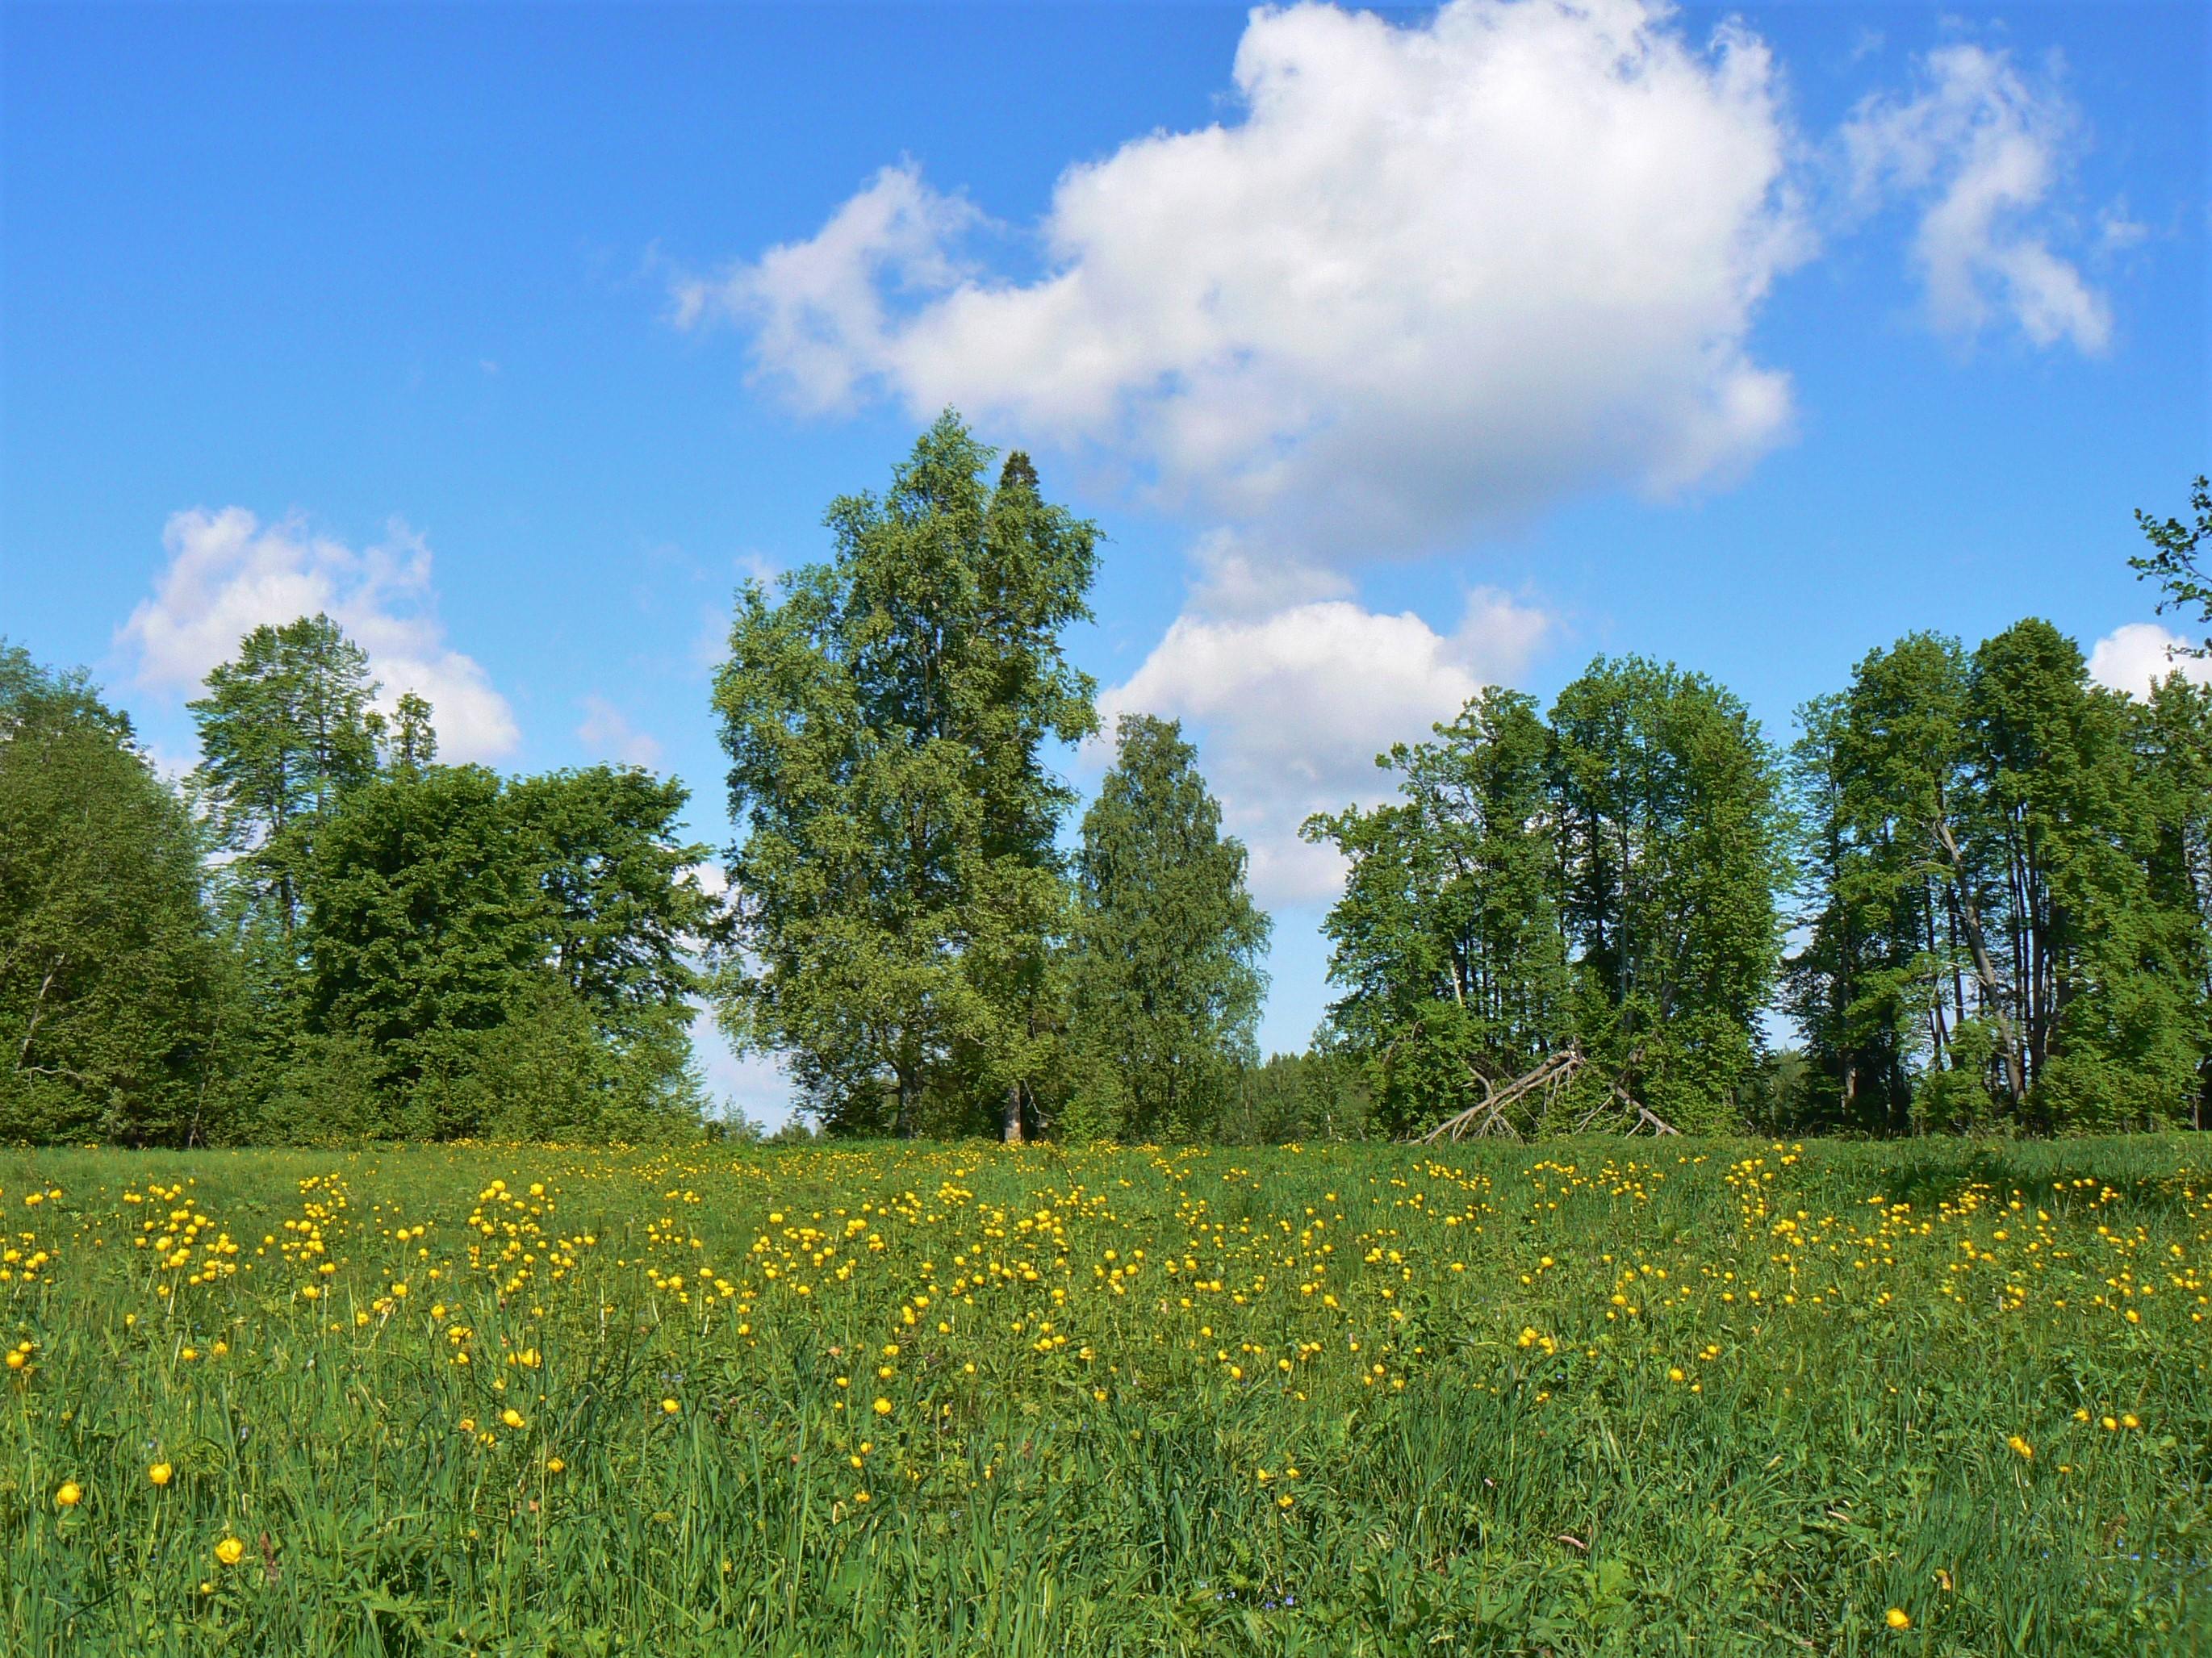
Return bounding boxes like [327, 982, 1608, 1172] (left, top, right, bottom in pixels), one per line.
[1415, 1042, 1678, 1143]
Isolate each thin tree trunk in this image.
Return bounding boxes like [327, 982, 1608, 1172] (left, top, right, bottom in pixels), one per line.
[1001, 1081, 1025, 1144]
[1932, 813, 2026, 1105]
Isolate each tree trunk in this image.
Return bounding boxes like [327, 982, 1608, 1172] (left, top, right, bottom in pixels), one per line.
[1001, 1081, 1025, 1144]
[893, 1064, 917, 1140]
[1931, 812, 2026, 1105]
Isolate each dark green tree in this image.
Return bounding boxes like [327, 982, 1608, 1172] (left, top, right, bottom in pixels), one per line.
[189, 614, 383, 935]
[507, 765, 717, 1074]
[1783, 635, 1983, 1133]
[2134, 671, 2212, 1130]
[1064, 714, 1270, 1141]
[303, 763, 713, 1138]
[1549, 658, 1786, 1130]
[1303, 688, 1568, 1135]
[0, 645, 228, 1143]
[1966, 620, 2198, 1130]
[712, 413, 1098, 1137]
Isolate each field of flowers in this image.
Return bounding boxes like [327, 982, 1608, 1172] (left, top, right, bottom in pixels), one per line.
[1, 1136, 2206, 1656]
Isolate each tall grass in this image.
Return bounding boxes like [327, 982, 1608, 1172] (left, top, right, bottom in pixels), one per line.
[1, 1136, 2205, 1654]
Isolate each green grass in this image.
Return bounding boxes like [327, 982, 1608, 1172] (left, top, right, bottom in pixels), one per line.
[1, 1135, 2206, 1655]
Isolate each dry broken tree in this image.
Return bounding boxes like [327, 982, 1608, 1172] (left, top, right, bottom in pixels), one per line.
[1415, 1042, 1679, 1143]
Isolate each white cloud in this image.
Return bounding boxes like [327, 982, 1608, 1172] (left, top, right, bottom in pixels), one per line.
[678, 0, 1806, 558]
[1843, 44, 2110, 352]
[684, 861, 730, 900]
[119, 507, 520, 762]
[2088, 622, 2212, 699]
[575, 694, 665, 768]
[672, 164, 983, 415]
[1097, 590, 1549, 904]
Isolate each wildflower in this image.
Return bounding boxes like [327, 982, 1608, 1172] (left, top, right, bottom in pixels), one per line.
[873, 1397, 893, 1415]
[2006, 1435, 2033, 1460]
[500, 1408, 525, 1430]
[215, 1536, 245, 1567]
[55, 1481, 82, 1508]
[662, 1397, 681, 1416]
[149, 1462, 174, 1487]
[546, 1456, 565, 1473]
[1886, 1608, 1911, 1631]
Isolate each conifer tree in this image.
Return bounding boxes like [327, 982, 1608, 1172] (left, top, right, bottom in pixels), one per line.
[1067, 714, 1269, 1140]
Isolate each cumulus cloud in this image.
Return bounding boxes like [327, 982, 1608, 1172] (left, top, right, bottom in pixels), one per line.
[1096, 590, 1549, 904]
[677, 0, 1806, 558]
[119, 507, 520, 762]
[2087, 622, 2212, 699]
[1843, 44, 2110, 352]
[575, 695, 665, 768]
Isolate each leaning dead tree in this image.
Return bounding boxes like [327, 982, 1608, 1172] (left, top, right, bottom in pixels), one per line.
[1416, 1042, 1678, 1143]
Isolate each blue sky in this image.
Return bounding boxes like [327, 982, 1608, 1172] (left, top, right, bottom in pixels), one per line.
[4, 2, 2206, 1123]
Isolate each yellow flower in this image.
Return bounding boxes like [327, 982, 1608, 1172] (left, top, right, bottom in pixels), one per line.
[2006, 1435, 2034, 1460]
[55, 1481, 82, 1509]
[500, 1408, 525, 1430]
[148, 1462, 174, 1487]
[215, 1536, 245, 1568]
[661, 1397, 681, 1416]
[872, 1397, 893, 1416]
[545, 1457, 566, 1475]
[1885, 1608, 1912, 1631]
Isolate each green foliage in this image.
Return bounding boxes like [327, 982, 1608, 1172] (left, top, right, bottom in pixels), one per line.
[1784, 633, 1976, 1134]
[1218, 1050, 1375, 1143]
[0, 646, 228, 1144]
[187, 614, 383, 938]
[1064, 715, 1270, 1141]
[304, 762, 713, 1138]
[1969, 620, 2197, 1129]
[2130, 474, 2212, 656]
[1306, 689, 1568, 1135]
[713, 413, 1099, 1137]
[1550, 658, 1787, 1130]
[1308, 667, 1784, 1138]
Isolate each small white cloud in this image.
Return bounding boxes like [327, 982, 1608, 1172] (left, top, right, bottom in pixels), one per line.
[1098, 590, 1550, 904]
[1843, 44, 2110, 352]
[678, 0, 1807, 559]
[119, 507, 520, 762]
[575, 695, 665, 768]
[2088, 622, 2212, 699]
[2098, 204, 2149, 254]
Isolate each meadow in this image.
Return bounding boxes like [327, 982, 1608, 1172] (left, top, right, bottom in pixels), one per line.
[0, 1136, 2206, 1656]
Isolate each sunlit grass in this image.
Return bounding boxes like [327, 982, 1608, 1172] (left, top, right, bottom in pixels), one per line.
[1, 1136, 2206, 1654]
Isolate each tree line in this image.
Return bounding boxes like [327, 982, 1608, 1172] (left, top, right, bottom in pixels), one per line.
[1309, 477, 2212, 1139]
[3, 411, 2204, 1144]
[2, 620, 714, 1144]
